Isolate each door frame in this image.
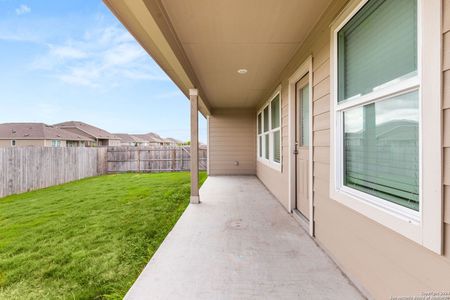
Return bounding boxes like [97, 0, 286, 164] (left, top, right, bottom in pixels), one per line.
[288, 56, 314, 236]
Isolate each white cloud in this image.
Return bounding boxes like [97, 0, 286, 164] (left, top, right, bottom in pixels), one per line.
[32, 24, 169, 88]
[50, 45, 88, 60]
[16, 4, 31, 15]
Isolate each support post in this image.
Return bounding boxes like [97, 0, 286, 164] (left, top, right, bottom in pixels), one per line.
[189, 88, 200, 204]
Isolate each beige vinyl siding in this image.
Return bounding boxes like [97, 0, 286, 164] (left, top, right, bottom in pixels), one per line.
[256, 84, 290, 209]
[44, 140, 67, 147]
[444, 0, 450, 257]
[256, 0, 450, 298]
[208, 108, 256, 175]
[0, 140, 46, 147]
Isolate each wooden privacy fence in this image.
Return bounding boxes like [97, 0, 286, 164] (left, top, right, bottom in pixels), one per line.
[0, 145, 206, 198]
[0, 147, 107, 198]
[107, 146, 207, 173]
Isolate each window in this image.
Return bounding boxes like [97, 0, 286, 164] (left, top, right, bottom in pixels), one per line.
[271, 95, 281, 163]
[330, 0, 442, 253]
[336, 0, 419, 211]
[257, 113, 262, 157]
[11, 140, 16, 147]
[257, 90, 281, 169]
[52, 140, 61, 147]
[343, 91, 419, 210]
[299, 83, 310, 146]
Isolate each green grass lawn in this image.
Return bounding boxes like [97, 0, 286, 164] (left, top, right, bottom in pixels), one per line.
[0, 172, 207, 300]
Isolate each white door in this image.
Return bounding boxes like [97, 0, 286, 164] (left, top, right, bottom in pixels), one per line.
[295, 75, 310, 220]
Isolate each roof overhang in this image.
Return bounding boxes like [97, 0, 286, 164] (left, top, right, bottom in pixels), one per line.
[104, 0, 212, 116]
[104, 0, 332, 112]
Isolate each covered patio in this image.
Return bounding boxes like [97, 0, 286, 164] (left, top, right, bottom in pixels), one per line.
[124, 176, 363, 300]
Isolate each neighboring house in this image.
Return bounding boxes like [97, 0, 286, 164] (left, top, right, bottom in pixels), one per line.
[133, 132, 167, 146]
[54, 121, 121, 147]
[0, 123, 93, 147]
[114, 133, 148, 147]
[106, 0, 449, 298]
[163, 137, 182, 145]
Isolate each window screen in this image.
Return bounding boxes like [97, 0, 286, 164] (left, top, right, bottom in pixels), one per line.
[343, 91, 419, 210]
[337, 0, 417, 102]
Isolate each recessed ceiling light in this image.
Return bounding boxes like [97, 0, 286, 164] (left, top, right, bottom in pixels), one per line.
[237, 69, 248, 74]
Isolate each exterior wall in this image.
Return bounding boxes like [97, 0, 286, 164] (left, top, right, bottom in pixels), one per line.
[256, 84, 290, 209]
[0, 140, 46, 147]
[257, 0, 450, 298]
[43, 140, 67, 147]
[208, 108, 256, 175]
[108, 139, 121, 146]
[443, 0, 450, 258]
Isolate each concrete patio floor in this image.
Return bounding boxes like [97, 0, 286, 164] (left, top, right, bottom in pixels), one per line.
[125, 176, 364, 300]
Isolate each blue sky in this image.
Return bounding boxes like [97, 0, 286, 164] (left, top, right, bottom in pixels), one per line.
[0, 0, 207, 143]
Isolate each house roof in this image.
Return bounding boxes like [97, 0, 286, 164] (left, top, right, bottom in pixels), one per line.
[163, 137, 183, 144]
[0, 123, 94, 141]
[54, 121, 120, 140]
[114, 133, 147, 143]
[134, 132, 166, 143]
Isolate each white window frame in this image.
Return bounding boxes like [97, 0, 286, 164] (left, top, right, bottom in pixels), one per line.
[11, 140, 16, 147]
[330, 0, 442, 254]
[257, 86, 282, 171]
[52, 140, 61, 147]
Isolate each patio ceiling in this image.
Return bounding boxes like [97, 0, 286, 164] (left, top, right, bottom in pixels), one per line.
[104, 0, 332, 112]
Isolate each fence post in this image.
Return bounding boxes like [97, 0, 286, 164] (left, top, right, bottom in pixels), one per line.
[138, 148, 141, 173]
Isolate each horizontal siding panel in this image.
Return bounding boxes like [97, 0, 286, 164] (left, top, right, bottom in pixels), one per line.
[314, 176, 330, 199]
[446, 224, 450, 258]
[313, 43, 330, 72]
[209, 123, 255, 129]
[313, 77, 330, 101]
[445, 109, 450, 147]
[444, 71, 450, 109]
[209, 110, 256, 175]
[313, 59, 330, 86]
[313, 112, 330, 131]
[314, 146, 330, 164]
[445, 148, 450, 185]
[445, 0, 450, 33]
[313, 193, 330, 209]
[209, 145, 255, 151]
[209, 153, 255, 159]
[314, 129, 330, 147]
[210, 161, 255, 167]
[315, 162, 330, 181]
[313, 94, 330, 116]
[210, 170, 255, 175]
[210, 160, 256, 170]
[210, 153, 255, 159]
[445, 185, 450, 224]
[209, 133, 255, 139]
[445, 31, 450, 71]
[209, 129, 255, 134]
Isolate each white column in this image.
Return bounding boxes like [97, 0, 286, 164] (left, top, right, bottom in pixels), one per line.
[189, 88, 200, 204]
